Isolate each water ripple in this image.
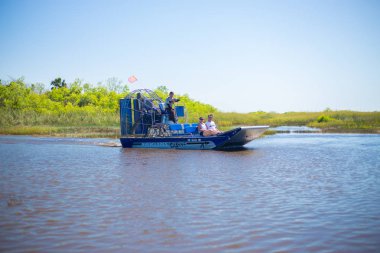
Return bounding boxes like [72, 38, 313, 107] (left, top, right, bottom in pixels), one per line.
[1, 134, 380, 252]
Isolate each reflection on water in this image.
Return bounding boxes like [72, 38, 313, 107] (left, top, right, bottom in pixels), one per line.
[1, 134, 380, 252]
[270, 125, 321, 133]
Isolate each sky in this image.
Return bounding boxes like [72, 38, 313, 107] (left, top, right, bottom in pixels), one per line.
[1, 0, 379, 113]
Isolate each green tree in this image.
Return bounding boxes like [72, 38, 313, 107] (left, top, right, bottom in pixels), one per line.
[31, 83, 46, 94]
[105, 77, 129, 94]
[50, 77, 67, 90]
[1, 79, 31, 110]
[154, 85, 169, 100]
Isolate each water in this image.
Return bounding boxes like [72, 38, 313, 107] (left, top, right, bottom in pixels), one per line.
[1, 134, 380, 253]
[270, 125, 321, 133]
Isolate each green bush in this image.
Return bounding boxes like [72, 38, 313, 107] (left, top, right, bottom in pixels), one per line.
[317, 115, 334, 123]
[1, 78, 379, 134]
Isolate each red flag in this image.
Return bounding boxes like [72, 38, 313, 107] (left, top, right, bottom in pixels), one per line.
[128, 75, 137, 83]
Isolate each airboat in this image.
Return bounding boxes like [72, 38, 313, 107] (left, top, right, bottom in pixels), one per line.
[119, 89, 268, 150]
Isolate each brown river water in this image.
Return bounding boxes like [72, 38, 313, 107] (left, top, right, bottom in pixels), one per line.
[1, 134, 380, 252]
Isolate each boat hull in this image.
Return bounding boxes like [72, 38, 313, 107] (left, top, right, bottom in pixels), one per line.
[218, 126, 269, 149]
[120, 126, 268, 150]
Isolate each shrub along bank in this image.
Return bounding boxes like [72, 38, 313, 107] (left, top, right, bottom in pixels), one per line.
[1, 78, 379, 137]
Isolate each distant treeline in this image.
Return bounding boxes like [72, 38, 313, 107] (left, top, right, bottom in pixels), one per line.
[1, 78, 379, 136]
[0, 77, 216, 128]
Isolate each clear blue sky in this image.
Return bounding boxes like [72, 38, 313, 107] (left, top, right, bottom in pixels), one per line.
[1, 0, 379, 112]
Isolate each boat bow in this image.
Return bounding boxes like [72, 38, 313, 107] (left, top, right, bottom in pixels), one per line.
[217, 126, 269, 149]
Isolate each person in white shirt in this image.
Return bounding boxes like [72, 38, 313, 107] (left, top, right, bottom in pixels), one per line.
[197, 117, 207, 136]
[204, 114, 222, 136]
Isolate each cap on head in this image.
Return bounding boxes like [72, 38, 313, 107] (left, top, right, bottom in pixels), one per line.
[199, 117, 204, 120]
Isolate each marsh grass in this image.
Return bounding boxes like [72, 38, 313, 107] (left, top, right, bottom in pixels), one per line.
[214, 111, 380, 133]
[1, 80, 378, 136]
[1, 110, 379, 137]
[0, 125, 120, 138]
[0, 109, 119, 127]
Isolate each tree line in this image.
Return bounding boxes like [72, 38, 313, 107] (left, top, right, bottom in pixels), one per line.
[0, 77, 217, 127]
[1, 78, 379, 134]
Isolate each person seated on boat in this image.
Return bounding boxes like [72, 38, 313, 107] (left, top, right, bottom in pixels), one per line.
[203, 114, 222, 136]
[132, 93, 152, 134]
[133, 93, 142, 110]
[197, 117, 207, 136]
[165, 91, 180, 123]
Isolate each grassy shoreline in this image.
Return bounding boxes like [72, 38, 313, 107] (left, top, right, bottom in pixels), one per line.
[2, 80, 379, 137]
[0, 126, 120, 138]
[1, 107, 379, 138]
[1, 124, 379, 139]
